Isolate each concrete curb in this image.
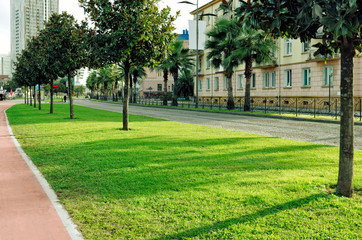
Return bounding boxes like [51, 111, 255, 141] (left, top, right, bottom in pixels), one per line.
[90, 99, 362, 126]
[5, 109, 84, 240]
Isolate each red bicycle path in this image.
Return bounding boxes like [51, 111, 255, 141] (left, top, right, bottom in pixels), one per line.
[0, 100, 74, 240]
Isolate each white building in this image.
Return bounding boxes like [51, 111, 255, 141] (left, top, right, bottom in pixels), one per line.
[0, 56, 12, 76]
[10, 0, 59, 63]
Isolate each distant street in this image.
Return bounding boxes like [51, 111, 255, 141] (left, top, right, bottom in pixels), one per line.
[74, 99, 362, 150]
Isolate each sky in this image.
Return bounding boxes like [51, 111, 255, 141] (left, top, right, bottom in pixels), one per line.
[0, 0, 211, 56]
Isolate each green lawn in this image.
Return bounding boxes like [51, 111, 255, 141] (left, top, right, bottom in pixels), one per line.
[7, 103, 362, 239]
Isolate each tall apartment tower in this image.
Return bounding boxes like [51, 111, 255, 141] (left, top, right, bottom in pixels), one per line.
[10, 0, 59, 63]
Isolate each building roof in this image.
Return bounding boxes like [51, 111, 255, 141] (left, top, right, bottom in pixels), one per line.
[190, 0, 221, 15]
[177, 29, 189, 41]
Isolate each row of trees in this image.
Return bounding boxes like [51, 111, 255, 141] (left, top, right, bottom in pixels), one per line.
[13, 13, 89, 117]
[205, 18, 276, 110]
[13, 0, 177, 130]
[87, 39, 195, 107]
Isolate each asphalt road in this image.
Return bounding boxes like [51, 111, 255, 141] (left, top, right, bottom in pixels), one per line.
[74, 99, 362, 150]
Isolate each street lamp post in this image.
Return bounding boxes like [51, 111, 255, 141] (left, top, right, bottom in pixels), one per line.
[179, 0, 199, 108]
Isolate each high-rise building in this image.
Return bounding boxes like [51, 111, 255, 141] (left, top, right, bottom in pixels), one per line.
[10, 0, 59, 63]
[0, 56, 12, 76]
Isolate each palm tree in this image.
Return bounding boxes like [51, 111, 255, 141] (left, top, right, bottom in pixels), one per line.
[154, 61, 171, 105]
[232, 26, 276, 111]
[131, 66, 146, 103]
[168, 41, 194, 106]
[176, 69, 194, 99]
[86, 71, 98, 98]
[206, 18, 243, 110]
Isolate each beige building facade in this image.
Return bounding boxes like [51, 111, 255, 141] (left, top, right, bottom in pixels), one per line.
[192, 0, 362, 102]
[140, 38, 190, 97]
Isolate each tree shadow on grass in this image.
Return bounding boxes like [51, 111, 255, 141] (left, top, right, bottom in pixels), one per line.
[151, 193, 329, 240]
[36, 135, 334, 200]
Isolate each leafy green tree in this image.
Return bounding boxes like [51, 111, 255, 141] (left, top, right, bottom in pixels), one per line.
[176, 69, 194, 99]
[79, 0, 177, 130]
[75, 85, 86, 97]
[38, 13, 74, 113]
[168, 41, 194, 107]
[13, 50, 32, 105]
[45, 12, 89, 119]
[237, 0, 362, 197]
[56, 78, 68, 94]
[86, 71, 98, 98]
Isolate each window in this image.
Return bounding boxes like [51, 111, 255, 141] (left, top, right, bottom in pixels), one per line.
[207, 59, 211, 68]
[285, 39, 292, 55]
[237, 74, 243, 89]
[206, 78, 210, 90]
[214, 77, 219, 90]
[302, 40, 311, 53]
[302, 68, 311, 86]
[323, 66, 333, 86]
[223, 76, 228, 90]
[199, 79, 202, 90]
[270, 72, 276, 88]
[206, 15, 211, 25]
[251, 73, 256, 88]
[263, 72, 269, 88]
[157, 84, 162, 92]
[284, 69, 292, 87]
[263, 72, 275, 88]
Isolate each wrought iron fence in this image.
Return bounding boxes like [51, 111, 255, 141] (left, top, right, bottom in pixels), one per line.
[91, 95, 362, 121]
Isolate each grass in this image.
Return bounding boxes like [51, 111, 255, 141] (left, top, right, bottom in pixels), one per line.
[7, 103, 362, 239]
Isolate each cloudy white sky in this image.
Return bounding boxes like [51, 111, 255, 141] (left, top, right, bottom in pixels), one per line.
[0, 0, 211, 56]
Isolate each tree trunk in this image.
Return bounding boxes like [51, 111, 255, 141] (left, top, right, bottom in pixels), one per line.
[91, 86, 95, 99]
[50, 79, 54, 114]
[171, 70, 179, 106]
[33, 85, 36, 108]
[115, 81, 119, 101]
[68, 73, 74, 119]
[104, 82, 108, 101]
[30, 86, 32, 106]
[112, 82, 115, 101]
[133, 70, 138, 103]
[38, 81, 41, 110]
[123, 60, 130, 131]
[244, 56, 253, 111]
[24, 87, 26, 104]
[227, 75, 235, 110]
[97, 83, 100, 100]
[337, 36, 354, 197]
[163, 69, 168, 105]
[129, 74, 133, 103]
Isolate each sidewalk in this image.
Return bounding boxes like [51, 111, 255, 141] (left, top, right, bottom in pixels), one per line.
[0, 101, 79, 240]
